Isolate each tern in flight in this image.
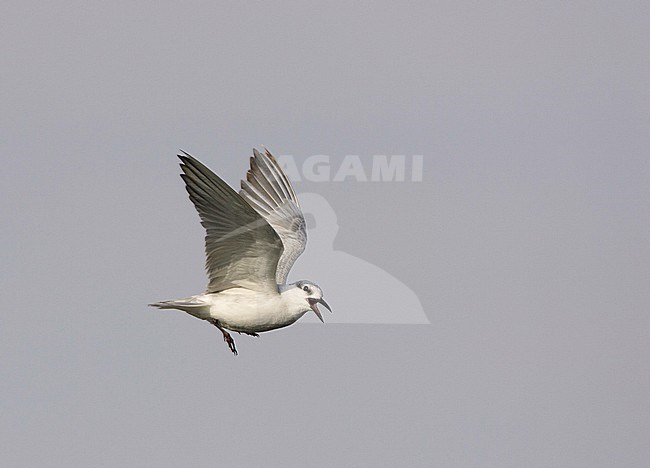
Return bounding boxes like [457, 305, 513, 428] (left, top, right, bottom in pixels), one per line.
[149, 149, 332, 355]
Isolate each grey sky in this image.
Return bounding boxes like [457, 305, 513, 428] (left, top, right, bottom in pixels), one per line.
[1, 1, 648, 466]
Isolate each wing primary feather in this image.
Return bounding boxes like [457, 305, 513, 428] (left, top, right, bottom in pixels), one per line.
[240, 179, 274, 213]
[263, 149, 298, 201]
[176, 151, 284, 293]
[255, 150, 291, 200]
[250, 149, 284, 205]
[247, 170, 282, 206]
[239, 148, 308, 284]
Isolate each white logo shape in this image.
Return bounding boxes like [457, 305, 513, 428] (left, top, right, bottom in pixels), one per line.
[292, 193, 430, 324]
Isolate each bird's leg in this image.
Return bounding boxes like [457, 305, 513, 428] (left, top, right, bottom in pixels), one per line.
[208, 319, 238, 356]
[238, 332, 259, 337]
[221, 331, 238, 355]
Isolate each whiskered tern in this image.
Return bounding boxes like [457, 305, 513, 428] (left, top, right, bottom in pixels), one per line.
[149, 149, 331, 355]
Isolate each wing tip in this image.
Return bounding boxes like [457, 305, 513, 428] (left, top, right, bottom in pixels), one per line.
[251, 146, 277, 162]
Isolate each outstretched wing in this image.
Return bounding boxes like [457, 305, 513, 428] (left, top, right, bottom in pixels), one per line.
[178, 151, 283, 293]
[239, 148, 306, 285]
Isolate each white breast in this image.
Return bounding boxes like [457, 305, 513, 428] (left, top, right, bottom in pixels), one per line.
[204, 288, 306, 333]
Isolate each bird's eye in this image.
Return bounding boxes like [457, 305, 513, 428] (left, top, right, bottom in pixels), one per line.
[303, 285, 309, 292]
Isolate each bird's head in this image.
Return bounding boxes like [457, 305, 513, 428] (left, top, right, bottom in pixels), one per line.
[291, 280, 332, 322]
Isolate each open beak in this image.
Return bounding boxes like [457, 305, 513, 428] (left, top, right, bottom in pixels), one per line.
[308, 298, 332, 323]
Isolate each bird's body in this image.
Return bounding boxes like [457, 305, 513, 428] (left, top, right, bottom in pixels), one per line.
[150, 285, 314, 333]
[149, 149, 331, 355]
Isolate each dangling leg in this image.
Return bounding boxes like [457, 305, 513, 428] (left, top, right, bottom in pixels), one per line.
[208, 319, 238, 355]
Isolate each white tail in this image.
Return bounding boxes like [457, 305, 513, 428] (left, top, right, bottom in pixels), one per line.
[147, 296, 211, 319]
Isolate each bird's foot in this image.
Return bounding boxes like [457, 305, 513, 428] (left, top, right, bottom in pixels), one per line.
[222, 330, 238, 355]
[209, 319, 238, 356]
[238, 331, 259, 337]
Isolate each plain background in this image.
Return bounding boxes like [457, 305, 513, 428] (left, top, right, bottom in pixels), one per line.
[1, 1, 648, 466]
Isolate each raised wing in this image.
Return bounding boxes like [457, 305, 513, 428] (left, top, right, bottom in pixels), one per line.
[178, 151, 283, 293]
[239, 149, 306, 285]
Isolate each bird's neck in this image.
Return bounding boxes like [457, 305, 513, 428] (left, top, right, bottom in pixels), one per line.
[279, 286, 311, 318]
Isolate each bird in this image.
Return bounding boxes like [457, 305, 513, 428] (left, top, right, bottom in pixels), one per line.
[149, 148, 332, 355]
